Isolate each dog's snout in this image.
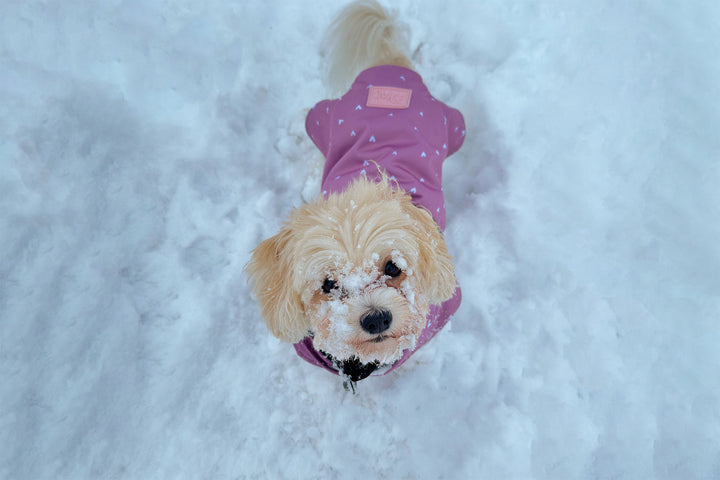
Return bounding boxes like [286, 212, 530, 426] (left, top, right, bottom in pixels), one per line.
[360, 309, 392, 334]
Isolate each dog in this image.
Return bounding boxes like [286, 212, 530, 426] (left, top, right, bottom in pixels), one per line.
[246, 0, 465, 390]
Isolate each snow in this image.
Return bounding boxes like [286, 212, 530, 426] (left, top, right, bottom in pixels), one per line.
[2, 0, 719, 478]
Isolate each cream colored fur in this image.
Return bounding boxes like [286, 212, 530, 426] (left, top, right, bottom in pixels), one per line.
[322, 0, 413, 95]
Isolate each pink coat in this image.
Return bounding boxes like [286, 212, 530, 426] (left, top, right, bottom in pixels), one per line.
[295, 65, 465, 376]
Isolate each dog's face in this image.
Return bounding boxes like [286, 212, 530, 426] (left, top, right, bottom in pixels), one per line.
[246, 176, 456, 377]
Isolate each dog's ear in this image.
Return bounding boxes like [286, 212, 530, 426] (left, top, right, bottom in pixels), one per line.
[400, 197, 457, 305]
[246, 227, 309, 342]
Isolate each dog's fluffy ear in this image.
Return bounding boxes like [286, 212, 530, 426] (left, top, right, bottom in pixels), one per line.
[246, 227, 309, 343]
[400, 197, 457, 305]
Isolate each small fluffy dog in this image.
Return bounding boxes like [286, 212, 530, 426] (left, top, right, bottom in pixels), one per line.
[247, 0, 465, 389]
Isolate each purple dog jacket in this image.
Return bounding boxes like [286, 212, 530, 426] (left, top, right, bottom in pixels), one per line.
[295, 65, 465, 376]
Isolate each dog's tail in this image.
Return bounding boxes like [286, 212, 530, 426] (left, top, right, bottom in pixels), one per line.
[322, 0, 412, 95]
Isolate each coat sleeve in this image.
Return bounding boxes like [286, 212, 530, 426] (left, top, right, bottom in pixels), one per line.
[444, 106, 466, 156]
[305, 99, 335, 157]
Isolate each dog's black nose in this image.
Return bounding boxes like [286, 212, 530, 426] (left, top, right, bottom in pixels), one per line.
[360, 309, 392, 334]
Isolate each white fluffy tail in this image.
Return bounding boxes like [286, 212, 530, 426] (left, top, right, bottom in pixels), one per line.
[322, 0, 412, 96]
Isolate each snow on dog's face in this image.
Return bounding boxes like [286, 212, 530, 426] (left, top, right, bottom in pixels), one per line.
[246, 175, 456, 367]
[305, 250, 427, 366]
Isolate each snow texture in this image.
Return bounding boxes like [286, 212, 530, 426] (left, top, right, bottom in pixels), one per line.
[2, 1, 719, 479]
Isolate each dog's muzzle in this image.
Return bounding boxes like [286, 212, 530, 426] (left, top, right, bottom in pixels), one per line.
[318, 308, 394, 384]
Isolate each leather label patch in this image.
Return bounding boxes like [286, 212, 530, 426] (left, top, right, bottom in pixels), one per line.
[366, 86, 412, 109]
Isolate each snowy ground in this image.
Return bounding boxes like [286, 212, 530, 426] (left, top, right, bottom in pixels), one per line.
[2, 1, 719, 478]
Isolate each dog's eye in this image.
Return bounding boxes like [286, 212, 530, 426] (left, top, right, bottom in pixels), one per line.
[384, 261, 402, 278]
[322, 278, 338, 294]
